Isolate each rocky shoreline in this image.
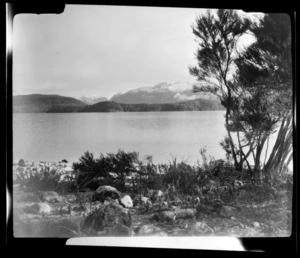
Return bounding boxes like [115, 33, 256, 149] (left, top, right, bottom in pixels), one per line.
[12, 160, 292, 238]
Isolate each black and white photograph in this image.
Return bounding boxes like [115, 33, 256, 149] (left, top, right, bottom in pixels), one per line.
[9, 3, 294, 247]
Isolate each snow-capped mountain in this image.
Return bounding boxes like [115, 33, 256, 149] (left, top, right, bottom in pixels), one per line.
[110, 81, 219, 104]
[79, 96, 108, 105]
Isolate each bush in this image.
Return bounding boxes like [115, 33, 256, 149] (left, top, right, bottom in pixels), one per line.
[18, 159, 26, 167]
[14, 166, 72, 194]
[72, 149, 140, 191]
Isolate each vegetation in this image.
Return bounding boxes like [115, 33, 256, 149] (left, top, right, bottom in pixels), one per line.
[13, 95, 223, 113]
[76, 98, 224, 112]
[13, 94, 86, 113]
[14, 163, 73, 194]
[12, 9, 293, 239]
[72, 150, 141, 191]
[189, 10, 293, 181]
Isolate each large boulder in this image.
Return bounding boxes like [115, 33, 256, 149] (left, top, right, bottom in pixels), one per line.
[119, 195, 133, 208]
[96, 185, 122, 202]
[82, 202, 132, 235]
[23, 202, 52, 215]
[39, 191, 64, 203]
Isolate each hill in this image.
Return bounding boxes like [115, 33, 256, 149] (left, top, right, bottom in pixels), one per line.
[78, 98, 224, 112]
[110, 81, 219, 104]
[13, 94, 87, 113]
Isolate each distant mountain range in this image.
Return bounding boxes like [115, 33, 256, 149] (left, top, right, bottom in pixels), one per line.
[13, 82, 224, 113]
[110, 81, 219, 104]
[79, 96, 108, 105]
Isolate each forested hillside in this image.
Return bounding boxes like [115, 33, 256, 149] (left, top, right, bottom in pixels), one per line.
[13, 94, 87, 113]
[78, 98, 224, 112]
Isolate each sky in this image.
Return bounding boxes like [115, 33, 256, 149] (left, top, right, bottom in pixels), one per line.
[12, 5, 262, 99]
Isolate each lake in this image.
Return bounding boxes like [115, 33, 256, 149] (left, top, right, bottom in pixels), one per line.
[13, 111, 290, 169]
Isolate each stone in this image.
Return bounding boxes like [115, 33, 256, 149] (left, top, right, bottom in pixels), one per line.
[174, 208, 197, 219]
[119, 195, 133, 208]
[72, 205, 85, 212]
[159, 211, 176, 222]
[219, 206, 237, 218]
[145, 199, 152, 211]
[193, 196, 201, 205]
[39, 191, 64, 203]
[135, 224, 168, 236]
[141, 196, 150, 205]
[82, 202, 132, 233]
[189, 221, 214, 235]
[253, 222, 260, 228]
[23, 202, 52, 215]
[96, 185, 122, 201]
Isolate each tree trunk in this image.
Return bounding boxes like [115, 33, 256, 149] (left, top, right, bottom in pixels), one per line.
[263, 113, 293, 178]
[224, 89, 240, 171]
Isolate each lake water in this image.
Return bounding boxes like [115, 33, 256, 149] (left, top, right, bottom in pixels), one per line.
[13, 111, 292, 170]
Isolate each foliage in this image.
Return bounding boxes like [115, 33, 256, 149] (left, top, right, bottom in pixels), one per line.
[14, 166, 71, 193]
[189, 10, 293, 178]
[78, 98, 224, 113]
[233, 13, 293, 178]
[72, 149, 140, 191]
[189, 9, 252, 171]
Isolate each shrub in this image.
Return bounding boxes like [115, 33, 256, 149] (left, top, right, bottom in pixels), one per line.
[72, 149, 140, 191]
[18, 159, 26, 167]
[14, 165, 72, 194]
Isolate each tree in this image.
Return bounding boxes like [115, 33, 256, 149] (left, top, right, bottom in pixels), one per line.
[189, 9, 252, 171]
[190, 10, 293, 179]
[234, 13, 293, 179]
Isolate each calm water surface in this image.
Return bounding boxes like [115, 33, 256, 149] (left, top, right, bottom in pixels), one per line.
[13, 111, 288, 168]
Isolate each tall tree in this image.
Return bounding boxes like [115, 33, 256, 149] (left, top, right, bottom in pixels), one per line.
[189, 9, 252, 171]
[234, 13, 293, 179]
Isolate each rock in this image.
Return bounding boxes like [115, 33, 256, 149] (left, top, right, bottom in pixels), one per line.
[82, 202, 132, 234]
[23, 203, 52, 215]
[253, 221, 260, 228]
[96, 185, 122, 201]
[147, 189, 164, 203]
[135, 224, 168, 236]
[119, 195, 133, 208]
[189, 221, 214, 235]
[145, 199, 152, 211]
[171, 196, 182, 206]
[72, 205, 85, 212]
[141, 196, 150, 205]
[174, 208, 197, 219]
[159, 211, 176, 222]
[219, 206, 237, 218]
[193, 196, 201, 205]
[18, 159, 26, 167]
[39, 191, 64, 203]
